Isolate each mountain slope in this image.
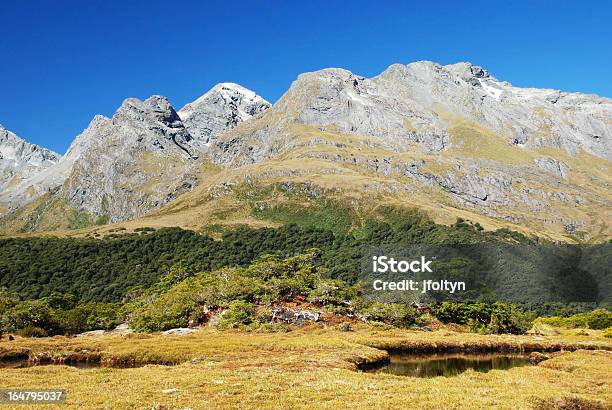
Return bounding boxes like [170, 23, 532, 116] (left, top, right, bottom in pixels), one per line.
[0, 85, 270, 232]
[0, 125, 60, 213]
[178, 82, 271, 150]
[145, 62, 611, 241]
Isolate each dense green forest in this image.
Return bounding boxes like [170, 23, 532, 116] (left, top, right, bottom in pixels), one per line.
[1, 251, 610, 338]
[0, 210, 609, 315]
[1, 211, 610, 337]
[0, 212, 530, 302]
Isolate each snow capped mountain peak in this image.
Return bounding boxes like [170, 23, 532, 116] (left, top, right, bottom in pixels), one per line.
[178, 83, 271, 149]
[0, 126, 60, 210]
[212, 82, 258, 97]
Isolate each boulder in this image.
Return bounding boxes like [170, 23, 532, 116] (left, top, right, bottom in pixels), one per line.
[162, 327, 199, 336]
[271, 307, 321, 325]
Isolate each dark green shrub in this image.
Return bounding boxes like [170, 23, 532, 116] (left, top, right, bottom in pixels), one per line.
[15, 326, 48, 338]
[361, 302, 418, 327]
[433, 302, 534, 334]
[59, 303, 119, 334]
[42, 293, 77, 310]
[0, 300, 57, 334]
[486, 303, 535, 335]
[0, 292, 19, 315]
[433, 302, 491, 326]
[127, 279, 203, 332]
[307, 279, 359, 306]
[216, 301, 254, 329]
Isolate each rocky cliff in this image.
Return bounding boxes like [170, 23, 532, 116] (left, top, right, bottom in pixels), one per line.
[164, 61, 610, 240]
[0, 84, 270, 231]
[178, 82, 271, 150]
[0, 125, 59, 213]
[1, 62, 610, 240]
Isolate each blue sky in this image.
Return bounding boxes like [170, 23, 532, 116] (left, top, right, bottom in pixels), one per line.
[1, 0, 611, 154]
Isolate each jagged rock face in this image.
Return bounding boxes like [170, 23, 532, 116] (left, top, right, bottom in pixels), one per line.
[0, 83, 270, 230]
[213, 61, 611, 164]
[0, 125, 59, 212]
[378, 62, 611, 159]
[208, 61, 611, 239]
[62, 96, 200, 222]
[178, 83, 270, 150]
[0, 125, 59, 189]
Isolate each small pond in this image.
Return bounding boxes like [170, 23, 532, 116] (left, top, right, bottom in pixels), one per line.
[365, 352, 531, 377]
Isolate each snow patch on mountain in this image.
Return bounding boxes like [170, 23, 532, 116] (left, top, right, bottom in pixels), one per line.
[178, 83, 270, 149]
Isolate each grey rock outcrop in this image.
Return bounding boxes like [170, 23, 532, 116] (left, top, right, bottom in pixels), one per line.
[178, 82, 270, 150]
[62, 95, 200, 221]
[0, 126, 59, 185]
[0, 83, 270, 227]
[271, 307, 321, 325]
[0, 125, 59, 212]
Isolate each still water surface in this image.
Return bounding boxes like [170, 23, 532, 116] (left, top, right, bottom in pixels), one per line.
[367, 352, 531, 377]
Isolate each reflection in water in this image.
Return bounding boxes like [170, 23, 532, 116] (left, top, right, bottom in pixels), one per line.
[368, 353, 531, 377]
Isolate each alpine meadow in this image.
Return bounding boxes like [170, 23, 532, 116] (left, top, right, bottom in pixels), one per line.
[1, 2, 611, 408]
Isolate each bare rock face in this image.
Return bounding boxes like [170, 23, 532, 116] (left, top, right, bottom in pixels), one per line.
[0, 125, 59, 212]
[0, 83, 270, 230]
[213, 61, 611, 165]
[209, 61, 611, 238]
[62, 95, 200, 222]
[0, 125, 59, 188]
[178, 83, 270, 150]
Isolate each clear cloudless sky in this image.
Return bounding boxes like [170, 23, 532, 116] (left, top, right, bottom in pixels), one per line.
[1, 0, 611, 154]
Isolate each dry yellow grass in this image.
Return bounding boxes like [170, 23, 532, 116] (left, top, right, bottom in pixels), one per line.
[0, 327, 610, 409]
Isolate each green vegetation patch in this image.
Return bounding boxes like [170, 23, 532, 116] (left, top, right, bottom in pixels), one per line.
[536, 309, 612, 330]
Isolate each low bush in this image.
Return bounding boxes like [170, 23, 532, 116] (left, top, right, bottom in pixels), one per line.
[126, 279, 202, 332]
[486, 303, 535, 335]
[216, 301, 255, 329]
[432, 301, 534, 335]
[536, 309, 612, 330]
[361, 302, 419, 327]
[15, 326, 48, 338]
[0, 295, 120, 336]
[1, 300, 56, 334]
[307, 279, 359, 306]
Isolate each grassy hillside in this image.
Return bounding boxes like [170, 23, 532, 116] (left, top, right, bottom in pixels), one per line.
[2, 122, 610, 243]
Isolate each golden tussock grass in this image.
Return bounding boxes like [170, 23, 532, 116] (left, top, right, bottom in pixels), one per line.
[0, 326, 610, 409]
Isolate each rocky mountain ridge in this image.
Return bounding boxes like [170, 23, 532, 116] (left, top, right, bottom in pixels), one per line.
[0, 125, 60, 213]
[1, 61, 610, 240]
[0, 84, 270, 230]
[212, 62, 610, 164]
[179, 61, 611, 240]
